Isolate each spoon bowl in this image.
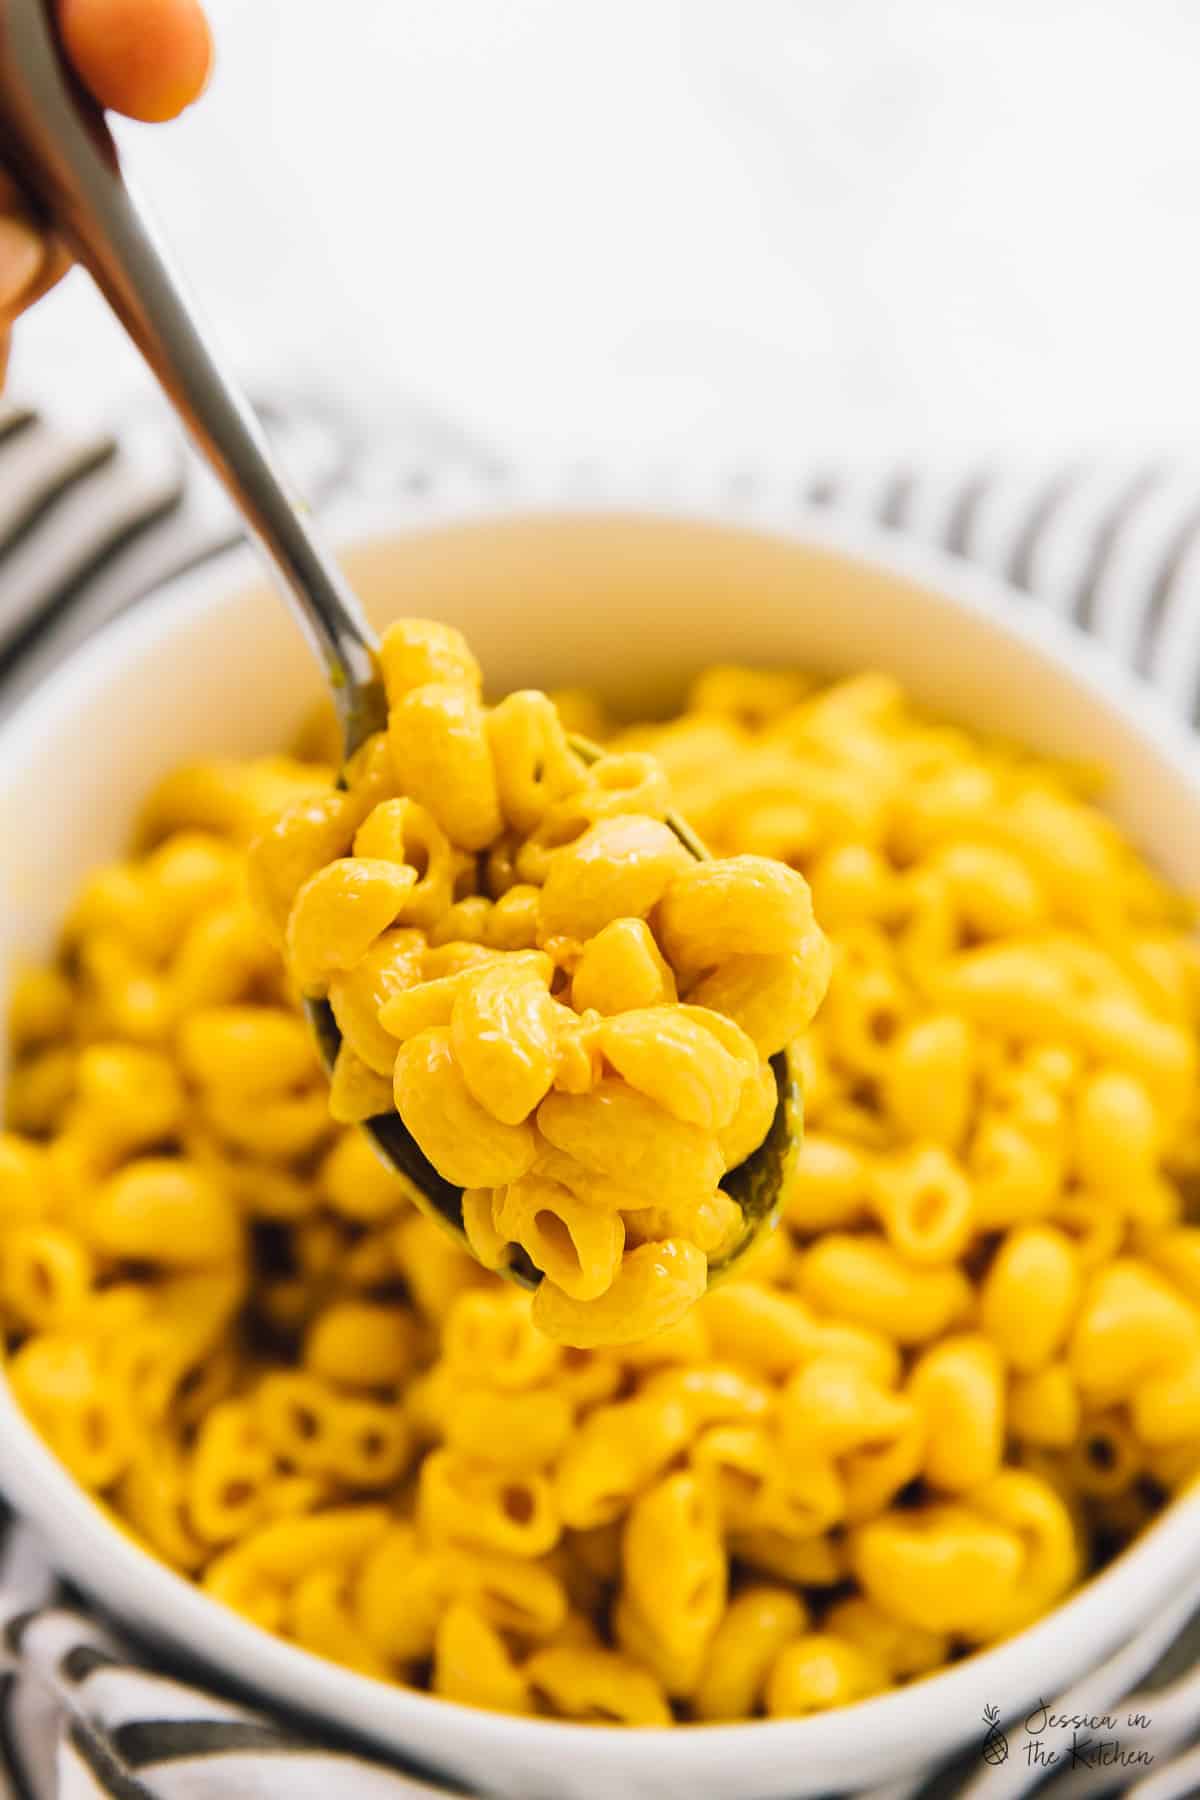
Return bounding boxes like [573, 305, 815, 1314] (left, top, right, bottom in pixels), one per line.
[310, 997, 797, 1289]
[303, 729, 800, 1287]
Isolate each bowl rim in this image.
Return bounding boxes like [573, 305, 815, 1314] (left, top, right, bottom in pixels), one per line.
[2, 481, 1200, 1788]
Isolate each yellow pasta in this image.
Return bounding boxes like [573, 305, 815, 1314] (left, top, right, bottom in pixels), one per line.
[692, 1585, 809, 1721]
[619, 1469, 726, 1695]
[244, 628, 831, 1344]
[980, 1224, 1081, 1370]
[494, 1174, 626, 1301]
[570, 917, 677, 1015]
[764, 1634, 885, 1715]
[525, 1645, 672, 1726]
[908, 1335, 1005, 1493]
[3, 650, 1199, 1728]
[433, 1600, 532, 1713]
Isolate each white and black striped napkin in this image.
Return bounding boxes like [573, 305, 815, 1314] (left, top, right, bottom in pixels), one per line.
[0, 406, 1198, 1799]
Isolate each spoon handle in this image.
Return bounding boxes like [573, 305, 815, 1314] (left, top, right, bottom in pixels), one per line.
[0, 0, 385, 753]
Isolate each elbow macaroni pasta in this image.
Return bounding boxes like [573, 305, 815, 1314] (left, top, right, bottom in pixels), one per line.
[251, 620, 831, 1346]
[3, 645, 1199, 1727]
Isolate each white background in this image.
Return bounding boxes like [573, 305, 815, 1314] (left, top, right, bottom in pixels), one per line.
[12, 0, 1200, 467]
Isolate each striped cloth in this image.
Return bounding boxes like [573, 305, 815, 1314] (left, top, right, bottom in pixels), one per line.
[0, 407, 1198, 1800]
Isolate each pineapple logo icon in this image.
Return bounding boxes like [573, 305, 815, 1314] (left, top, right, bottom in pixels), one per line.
[981, 1705, 1009, 1765]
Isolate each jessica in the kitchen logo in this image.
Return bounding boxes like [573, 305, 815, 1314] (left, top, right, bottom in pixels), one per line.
[980, 1700, 1156, 1773]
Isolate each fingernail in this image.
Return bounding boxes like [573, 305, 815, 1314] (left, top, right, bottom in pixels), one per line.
[0, 216, 45, 309]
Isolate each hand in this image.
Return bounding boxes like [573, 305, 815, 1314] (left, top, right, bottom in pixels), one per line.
[0, 0, 211, 373]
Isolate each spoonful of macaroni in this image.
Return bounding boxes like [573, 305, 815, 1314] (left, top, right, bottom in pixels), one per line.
[249, 620, 829, 1342]
[0, 0, 829, 1341]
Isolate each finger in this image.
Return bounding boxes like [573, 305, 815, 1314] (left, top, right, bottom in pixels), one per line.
[0, 215, 45, 312]
[10, 232, 72, 313]
[0, 175, 70, 321]
[0, 229, 70, 328]
[59, 0, 213, 124]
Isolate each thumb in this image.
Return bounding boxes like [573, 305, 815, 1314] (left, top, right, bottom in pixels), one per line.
[59, 0, 213, 124]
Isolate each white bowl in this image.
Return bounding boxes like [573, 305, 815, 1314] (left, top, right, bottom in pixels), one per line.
[2, 477, 1199, 1800]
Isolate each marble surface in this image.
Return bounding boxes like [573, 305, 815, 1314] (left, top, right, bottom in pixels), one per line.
[12, 0, 1200, 469]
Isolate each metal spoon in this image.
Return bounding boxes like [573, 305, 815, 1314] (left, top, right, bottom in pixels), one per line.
[0, 0, 797, 1285]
